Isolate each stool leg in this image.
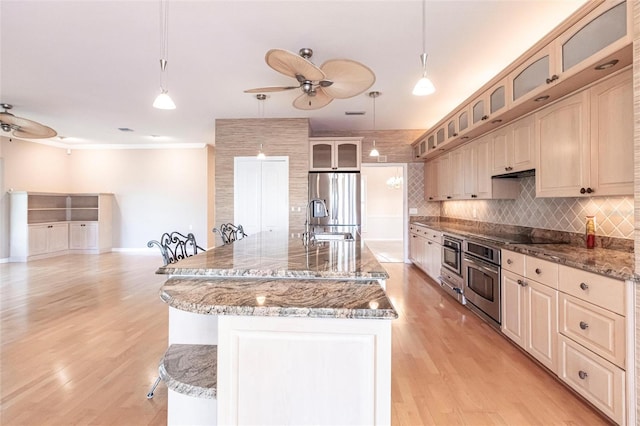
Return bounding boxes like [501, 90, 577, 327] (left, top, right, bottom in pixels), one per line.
[146, 376, 162, 399]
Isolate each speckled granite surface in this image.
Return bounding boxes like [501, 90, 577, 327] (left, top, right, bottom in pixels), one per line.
[411, 221, 634, 281]
[157, 230, 389, 280]
[161, 277, 398, 319]
[159, 344, 217, 399]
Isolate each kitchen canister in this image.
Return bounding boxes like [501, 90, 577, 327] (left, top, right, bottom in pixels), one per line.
[585, 215, 596, 249]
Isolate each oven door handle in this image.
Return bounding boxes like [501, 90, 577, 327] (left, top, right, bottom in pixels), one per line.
[463, 255, 499, 275]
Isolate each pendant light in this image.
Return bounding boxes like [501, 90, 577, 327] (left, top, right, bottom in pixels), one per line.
[256, 94, 266, 159]
[368, 91, 380, 157]
[412, 0, 435, 96]
[153, 0, 176, 109]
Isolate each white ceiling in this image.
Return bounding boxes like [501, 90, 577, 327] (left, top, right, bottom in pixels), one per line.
[0, 0, 588, 148]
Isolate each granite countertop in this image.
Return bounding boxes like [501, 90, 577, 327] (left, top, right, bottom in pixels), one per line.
[161, 276, 398, 319]
[157, 230, 389, 280]
[159, 344, 217, 399]
[412, 221, 635, 281]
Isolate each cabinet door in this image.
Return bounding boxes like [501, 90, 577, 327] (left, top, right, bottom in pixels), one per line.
[535, 91, 589, 197]
[424, 160, 438, 201]
[437, 155, 452, 200]
[310, 142, 334, 170]
[475, 137, 492, 199]
[457, 107, 470, 135]
[410, 234, 419, 263]
[490, 126, 512, 176]
[462, 144, 477, 198]
[69, 223, 85, 249]
[48, 223, 69, 252]
[589, 70, 632, 196]
[447, 119, 457, 140]
[488, 81, 509, 116]
[427, 134, 436, 153]
[472, 98, 487, 125]
[28, 225, 48, 256]
[450, 150, 464, 199]
[526, 280, 558, 373]
[510, 46, 558, 106]
[558, 0, 629, 78]
[502, 270, 526, 348]
[335, 141, 360, 170]
[511, 115, 535, 173]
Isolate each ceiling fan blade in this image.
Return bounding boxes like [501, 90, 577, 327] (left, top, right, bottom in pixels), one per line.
[320, 59, 376, 99]
[0, 112, 57, 139]
[244, 86, 299, 93]
[292, 89, 333, 110]
[265, 49, 325, 81]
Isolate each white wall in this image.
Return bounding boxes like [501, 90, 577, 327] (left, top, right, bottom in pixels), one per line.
[0, 137, 209, 259]
[361, 165, 404, 241]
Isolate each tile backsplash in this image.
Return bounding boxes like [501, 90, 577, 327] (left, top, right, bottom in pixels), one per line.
[441, 176, 634, 239]
[408, 163, 440, 217]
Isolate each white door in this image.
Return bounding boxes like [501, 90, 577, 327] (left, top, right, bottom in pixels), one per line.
[234, 157, 289, 235]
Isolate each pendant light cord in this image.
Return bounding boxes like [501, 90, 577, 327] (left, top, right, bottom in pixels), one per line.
[421, 0, 426, 55]
[159, 0, 169, 90]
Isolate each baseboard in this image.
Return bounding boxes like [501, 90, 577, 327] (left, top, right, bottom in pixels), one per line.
[0, 257, 9, 264]
[112, 247, 158, 255]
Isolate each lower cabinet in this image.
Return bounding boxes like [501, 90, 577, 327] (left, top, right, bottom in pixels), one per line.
[69, 222, 99, 250]
[28, 223, 69, 257]
[409, 224, 441, 282]
[502, 249, 629, 425]
[502, 269, 558, 373]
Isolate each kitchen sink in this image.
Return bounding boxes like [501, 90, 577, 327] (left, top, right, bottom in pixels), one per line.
[313, 232, 354, 241]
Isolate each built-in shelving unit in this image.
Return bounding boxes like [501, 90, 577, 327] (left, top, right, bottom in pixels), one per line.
[9, 191, 113, 262]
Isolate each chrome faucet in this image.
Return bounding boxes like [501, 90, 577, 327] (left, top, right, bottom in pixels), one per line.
[304, 198, 328, 240]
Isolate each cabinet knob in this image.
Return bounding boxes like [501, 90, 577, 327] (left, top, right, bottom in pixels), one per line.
[428, 242, 432, 245]
[580, 187, 586, 194]
[517, 279, 527, 287]
[481, 115, 488, 121]
[447, 196, 452, 199]
[471, 194, 477, 198]
[535, 268, 541, 275]
[546, 74, 559, 84]
[586, 187, 593, 194]
[579, 321, 589, 330]
[453, 133, 458, 137]
[578, 370, 588, 380]
[579, 282, 589, 291]
[507, 259, 513, 265]
[428, 197, 433, 200]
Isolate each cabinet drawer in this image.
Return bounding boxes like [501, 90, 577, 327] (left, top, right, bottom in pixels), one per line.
[425, 228, 442, 244]
[525, 256, 558, 288]
[559, 293, 625, 368]
[502, 250, 525, 275]
[558, 265, 625, 315]
[558, 335, 625, 425]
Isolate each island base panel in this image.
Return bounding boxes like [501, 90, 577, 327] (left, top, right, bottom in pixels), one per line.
[168, 389, 217, 425]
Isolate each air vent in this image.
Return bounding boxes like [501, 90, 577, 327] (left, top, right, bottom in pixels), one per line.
[118, 127, 134, 132]
[377, 155, 388, 163]
[344, 111, 365, 116]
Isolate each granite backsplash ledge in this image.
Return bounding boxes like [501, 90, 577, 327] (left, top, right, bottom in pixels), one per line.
[410, 216, 633, 253]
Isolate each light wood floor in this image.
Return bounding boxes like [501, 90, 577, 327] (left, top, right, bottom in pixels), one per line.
[0, 254, 609, 425]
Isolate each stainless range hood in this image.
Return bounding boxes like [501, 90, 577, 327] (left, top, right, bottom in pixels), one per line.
[492, 168, 535, 179]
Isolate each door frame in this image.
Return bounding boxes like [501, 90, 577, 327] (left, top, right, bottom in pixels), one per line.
[360, 163, 409, 262]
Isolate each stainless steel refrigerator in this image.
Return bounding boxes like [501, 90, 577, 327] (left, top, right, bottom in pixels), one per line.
[308, 172, 361, 228]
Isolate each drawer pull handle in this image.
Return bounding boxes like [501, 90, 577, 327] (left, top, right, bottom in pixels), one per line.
[578, 370, 588, 380]
[507, 259, 513, 265]
[579, 282, 589, 291]
[579, 321, 589, 330]
[517, 279, 527, 287]
[535, 268, 541, 274]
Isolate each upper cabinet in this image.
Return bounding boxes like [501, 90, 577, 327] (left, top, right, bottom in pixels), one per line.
[491, 114, 535, 176]
[309, 138, 361, 171]
[411, 0, 631, 159]
[536, 69, 632, 197]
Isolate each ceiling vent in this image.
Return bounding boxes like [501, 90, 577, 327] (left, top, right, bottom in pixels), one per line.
[344, 111, 365, 116]
[118, 127, 134, 132]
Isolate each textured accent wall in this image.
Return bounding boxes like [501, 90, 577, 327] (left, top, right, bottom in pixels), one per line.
[442, 177, 634, 239]
[215, 118, 309, 229]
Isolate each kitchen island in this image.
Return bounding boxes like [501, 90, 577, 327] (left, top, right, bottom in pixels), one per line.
[155, 230, 396, 426]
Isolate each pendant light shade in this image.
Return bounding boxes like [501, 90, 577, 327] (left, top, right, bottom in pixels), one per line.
[413, 0, 435, 96]
[368, 91, 381, 157]
[153, 90, 176, 110]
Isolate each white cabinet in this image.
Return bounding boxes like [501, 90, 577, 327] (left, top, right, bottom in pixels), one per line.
[462, 137, 493, 199]
[436, 154, 452, 201]
[449, 149, 464, 199]
[9, 192, 113, 261]
[28, 223, 69, 257]
[409, 224, 441, 282]
[491, 115, 535, 176]
[309, 138, 361, 171]
[536, 69, 632, 197]
[423, 159, 438, 201]
[70, 223, 99, 250]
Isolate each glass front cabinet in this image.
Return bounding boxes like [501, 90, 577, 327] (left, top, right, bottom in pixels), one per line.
[310, 138, 362, 171]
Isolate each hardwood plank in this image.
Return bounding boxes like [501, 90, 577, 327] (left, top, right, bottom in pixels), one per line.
[0, 255, 611, 425]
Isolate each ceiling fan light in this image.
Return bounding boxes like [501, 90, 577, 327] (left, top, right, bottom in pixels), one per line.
[153, 91, 176, 110]
[413, 76, 435, 96]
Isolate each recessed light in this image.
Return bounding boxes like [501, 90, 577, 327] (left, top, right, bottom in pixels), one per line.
[118, 127, 134, 132]
[534, 95, 550, 102]
[595, 59, 618, 70]
[345, 111, 365, 116]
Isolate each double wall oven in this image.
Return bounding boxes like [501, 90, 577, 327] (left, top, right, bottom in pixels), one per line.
[462, 239, 502, 329]
[440, 234, 465, 304]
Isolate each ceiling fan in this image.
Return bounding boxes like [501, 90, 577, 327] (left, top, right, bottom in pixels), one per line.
[244, 48, 376, 110]
[0, 103, 57, 139]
